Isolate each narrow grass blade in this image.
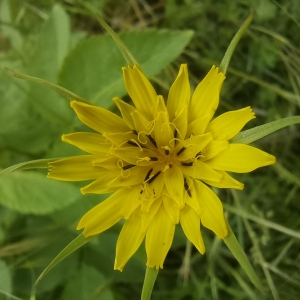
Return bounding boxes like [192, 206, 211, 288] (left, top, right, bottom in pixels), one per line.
[36, 233, 93, 285]
[5, 68, 87, 102]
[232, 116, 300, 144]
[223, 224, 264, 291]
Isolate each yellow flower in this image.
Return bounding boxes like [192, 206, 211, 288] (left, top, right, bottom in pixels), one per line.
[48, 64, 276, 271]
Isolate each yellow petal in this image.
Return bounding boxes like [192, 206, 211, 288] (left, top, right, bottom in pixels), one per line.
[180, 160, 222, 182]
[108, 166, 150, 188]
[175, 133, 212, 161]
[113, 97, 136, 129]
[114, 209, 146, 271]
[164, 165, 184, 208]
[194, 181, 228, 238]
[155, 110, 174, 154]
[122, 65, 157, 120]
[80, 174, 119, 194]
[206, 107, 255, 140]
[48, 155, 103, 181]
[167, 64, 190, 120]
[203, 170, 244, 190]
[163, 195, 180, 224]
[180, 206, 205, 254]
[189, 66, 225, 122]
[77, 188, 126, 236]
[113, 146, 158, 166]
[202, 140, 228, 161]
[62, 132, 111, 155]
[146, 204, 175, 269]
[206, 144, 276, 173]
[187, 114, 211, 137]
[184, 178, 202, 215]
[71, 100, 128, 134]
[172, 106, 188, 140]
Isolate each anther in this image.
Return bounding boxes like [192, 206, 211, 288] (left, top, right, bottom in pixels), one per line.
[174, 129, 178, 139]
[148, 171, 161, 184]
[165, 148, 170, 155]
[176, 147, 186, 156]
[184, 178, 192, 198]
[132, 130, 138, 135]
[146, 134, 157, 148]
[149, 157, 158, 161]
[181, 162, 193, 166]
[122, 164, 135, 170]
[144, 168, 153, 182]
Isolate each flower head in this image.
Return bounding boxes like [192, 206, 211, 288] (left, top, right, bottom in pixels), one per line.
[48, 64, 276, 271]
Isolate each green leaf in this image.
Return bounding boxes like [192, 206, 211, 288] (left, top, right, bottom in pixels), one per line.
[0, 260, 12, 297]
[223, 224, 263, 291]
[0, 171, 80, 214]
[59, 29, 194, 107]
[26, 4, 74, 125]
[0, 158, 59, 176]
[60, 264, 114, 300]
[232, 116, 300, 144]
[36, 233, 93, 285]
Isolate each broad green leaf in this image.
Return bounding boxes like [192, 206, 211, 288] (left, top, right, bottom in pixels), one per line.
[232, 116, 300, 144]
[0, 171, 80, 214]
[0, 260, 12, 297]
[60, 264, 114, 300]
[223, 224, 263, 291]
[26, 4, 73, 125]
[59, 29, 194, 107]
[0, 158, 59, 176]
[36, 233, 93, 284]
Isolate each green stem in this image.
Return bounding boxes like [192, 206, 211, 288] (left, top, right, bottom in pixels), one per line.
[219, 11, 254, 74]
[141, 267, 159, 300]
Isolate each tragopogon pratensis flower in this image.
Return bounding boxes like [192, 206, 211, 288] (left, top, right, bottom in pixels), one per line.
[48, 65, 276, 270]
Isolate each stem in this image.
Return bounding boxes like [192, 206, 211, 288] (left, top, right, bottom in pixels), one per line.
[141, 267, 159, 300]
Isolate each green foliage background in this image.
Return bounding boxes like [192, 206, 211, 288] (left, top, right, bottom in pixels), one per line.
[0, 0, 300, 299]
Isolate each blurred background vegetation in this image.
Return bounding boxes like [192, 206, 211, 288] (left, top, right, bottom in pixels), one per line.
[0, 0, 300, 299]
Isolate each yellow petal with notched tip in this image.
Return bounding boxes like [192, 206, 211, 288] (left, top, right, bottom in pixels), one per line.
[203, 170, 244, 190]
[48, 155, 103, 181]
[123, 65, 157, 120]
[206, 144, 276, 173]
[163, 195, 180, 224]
[206, 106, 255, 140]
[114, 209, 146, 271]
[189, 66, 225, 122]
[180, 206, 205, 254]
[167, 64, 190, 120]
[62, 132, 111, 155]
[146, 204, 175, 269]
[71, 100, 129, 134]
[194, 181, 228, 238]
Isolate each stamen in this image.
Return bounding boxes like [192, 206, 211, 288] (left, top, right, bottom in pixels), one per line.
[181, 162, 193, 166]
[127, 140, 139, 147]
[176, 147, 186, 156]
[184, 177, 192, 198]
[122, 164, 135, 170]
[148, 171, 161, 184]
[174, 129, 178, 139]
[150, 157, 158, 161]
[146, 134, 157, 148]
[165, 148, 170, 155]
[144, 168, 153, 182]
[132, 130, 138, 135]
